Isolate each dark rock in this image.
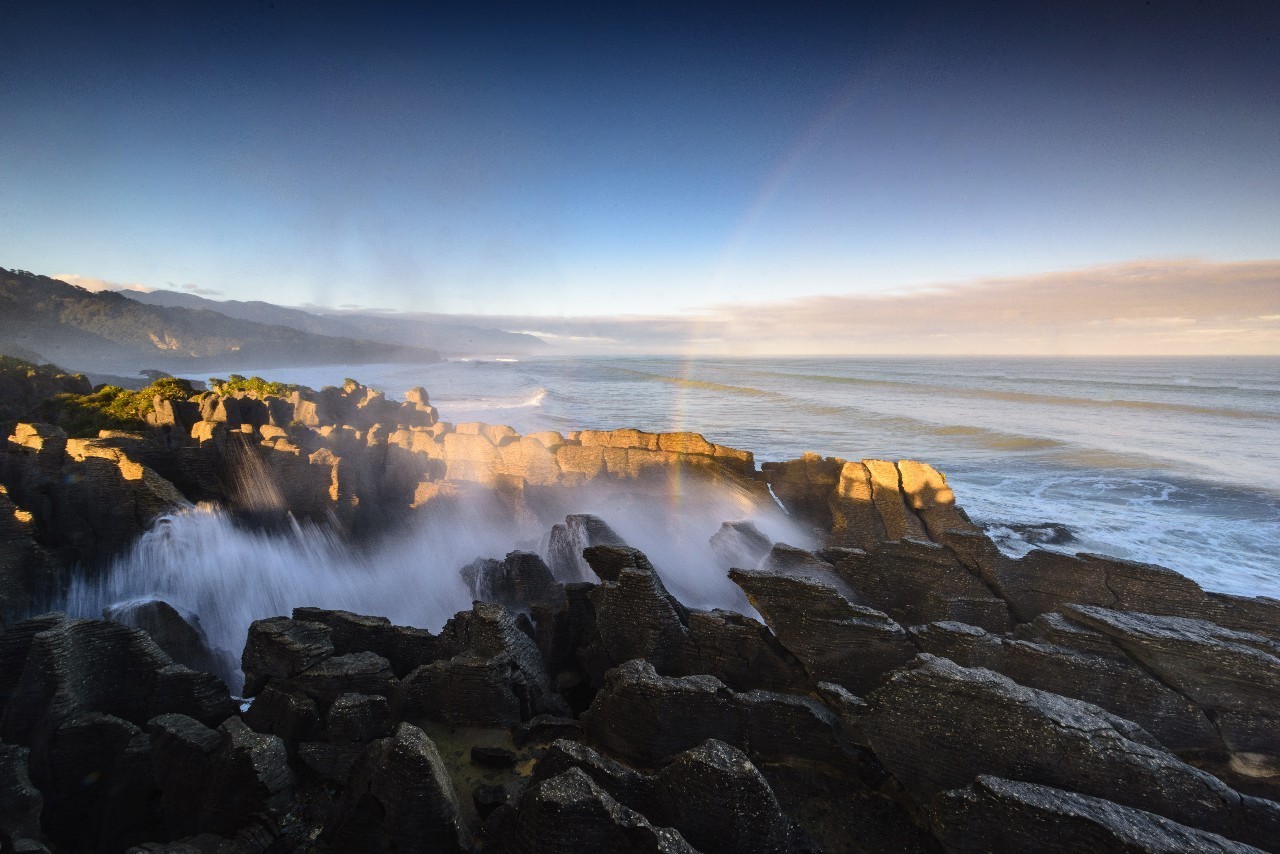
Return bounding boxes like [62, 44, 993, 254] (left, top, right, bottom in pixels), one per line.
[531, 739, 657, 814]
[148, 713, 223, 838]
[860, 655, 1280, 851]
[149, 713, 293, 839]
[1012, 610, 1127, 659]
[241, 683, 321, 742]
[581, 659, 858, 769]
[760, 454, 844, 533]
[326, 692, 391, 743]
[104, 598, 238, 684]
[290, 651, 396, 711]
[0, 485, 58, 621]
[1066, 605, 1280, 772]
[39, 712, 159, 852]
[530, 737, 809, 853]
[730, 566, 916, 693]
[513, 714, 583, 747]
[978, 549, 1280, 638]
[471, 745, 517, 768]
[677, 609, 810, 694]
[910, 620, 1221, 753]
[582, 544, 662, 584]
[820, 539, 1011, 632]
[513, 767, 695, 853]
[531, 581, 598, 677]
[292, 606, 450, 678]
[654, 739, 806, 854]
[930, 775, 1265, 853]
[1, 615, 233, 752]
[585, 549, 689, 676]
[0, 743, 41, 852]
[708, 520, 772, 570]
[201, 717, 293, 838]
[296, 741, 363, 782]
[462, 550, 565, 610]
[327, 722, 470, 853]
[473, 781, 521, 820]
[397, 603, 563, 727]
[240, 617, 333, 697]
[546, 513, 628, 583]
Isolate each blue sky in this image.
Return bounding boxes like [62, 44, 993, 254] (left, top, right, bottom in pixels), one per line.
[2, 1, 1278, 320]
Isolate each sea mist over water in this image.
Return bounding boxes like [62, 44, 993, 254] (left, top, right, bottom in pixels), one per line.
[196, 355, 1280, 599]
[67, 473, 808, 693]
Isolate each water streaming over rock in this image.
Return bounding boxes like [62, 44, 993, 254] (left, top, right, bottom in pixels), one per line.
[67, 472, 812, 693]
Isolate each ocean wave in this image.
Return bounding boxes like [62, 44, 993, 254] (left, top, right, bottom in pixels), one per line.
[436, 387, 548, 411]
[732, 368, 1279, 422]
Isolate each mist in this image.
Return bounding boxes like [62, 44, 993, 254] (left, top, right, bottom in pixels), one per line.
[65, 473, 812, 694]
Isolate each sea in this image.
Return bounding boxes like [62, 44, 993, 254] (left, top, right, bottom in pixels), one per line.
[200, 355, 1280, 600]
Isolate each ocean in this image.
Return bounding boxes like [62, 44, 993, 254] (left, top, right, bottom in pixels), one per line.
[209, 355, 1280, 600]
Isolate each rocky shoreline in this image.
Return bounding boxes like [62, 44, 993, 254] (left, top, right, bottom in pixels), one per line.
[1, 379, 1277, 852]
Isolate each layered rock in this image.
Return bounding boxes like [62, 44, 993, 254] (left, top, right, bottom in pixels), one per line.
[861, 655, 1280, 851]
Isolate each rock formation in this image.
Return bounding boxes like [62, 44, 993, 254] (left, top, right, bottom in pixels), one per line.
[0, 380, 1277, 851]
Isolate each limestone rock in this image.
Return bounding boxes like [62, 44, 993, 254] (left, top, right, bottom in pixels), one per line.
[398, 603, 563, 727]
[730, 565, 916, 694]
[1066, 605, 1280, 767]
[654, 739, 806, 854]
[708, 519, 772, 571]
[0, 615, 233, 751]
[240, 617, 334, 696]
[104, 598, 238, 684]
[241, 682, 321, 742]
[930, 775, 1265, 854]
[581, 659, 857, 769]
[512, 767, 695, 853]
[0, 743, 42, 852]
[326, 692, 391, 743]
[462, 550, 565, 610]
[821, 539, 1011, 632]
[861, 655, 1280, 851]
[149, 713, 292, 839]
[759, 454, 844, 533]
[292, 606, 451, 677]
[290, 651, 396, 711]
[546, 513, 628, 583]
[327, 722, 469, 852]
[910, 620, 1220, 753]
[531, 738, 808, 854]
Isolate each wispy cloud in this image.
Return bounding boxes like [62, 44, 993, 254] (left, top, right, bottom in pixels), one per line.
[418, 259, 1280, 355]
[53, 273, 153, 293]
[171, 281, 223, 296]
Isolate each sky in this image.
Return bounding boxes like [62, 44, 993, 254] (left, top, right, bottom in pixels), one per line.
[3, 1, 1279, 353]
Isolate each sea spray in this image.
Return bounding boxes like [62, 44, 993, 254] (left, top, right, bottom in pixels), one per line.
[67, 473, 812, 693]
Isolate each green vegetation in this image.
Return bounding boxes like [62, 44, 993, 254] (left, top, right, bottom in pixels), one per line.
[0, 355, 93, 435]
[36, 376, 196, 438]
[207, 374, 296, 396]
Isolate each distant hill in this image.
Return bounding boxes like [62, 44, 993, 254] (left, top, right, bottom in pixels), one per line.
[0, 267, 440, 374]
[129, 289, 548, 356]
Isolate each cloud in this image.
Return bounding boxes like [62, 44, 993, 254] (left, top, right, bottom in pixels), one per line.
[53, 273, 153, 293]
[404, 258, 1280, 356]
[172, 282, 224, 296]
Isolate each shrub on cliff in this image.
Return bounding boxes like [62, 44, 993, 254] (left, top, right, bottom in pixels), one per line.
[36, 376, 196, 437]
[207, 374, 295, 397]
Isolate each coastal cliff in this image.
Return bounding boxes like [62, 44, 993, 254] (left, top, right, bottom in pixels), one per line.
[0, 378, 1277, 852]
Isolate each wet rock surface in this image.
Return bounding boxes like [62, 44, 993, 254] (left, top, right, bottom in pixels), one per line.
[1, 404, 1278, 851]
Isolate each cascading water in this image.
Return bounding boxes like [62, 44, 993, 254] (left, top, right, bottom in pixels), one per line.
[66, 471, 813, 695]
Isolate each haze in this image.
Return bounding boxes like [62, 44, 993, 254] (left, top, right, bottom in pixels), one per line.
[4, 1, 1278, 355]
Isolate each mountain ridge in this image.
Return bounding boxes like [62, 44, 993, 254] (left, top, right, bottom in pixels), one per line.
[127, 288, 548, 356]
[0, 267, 442, 374]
